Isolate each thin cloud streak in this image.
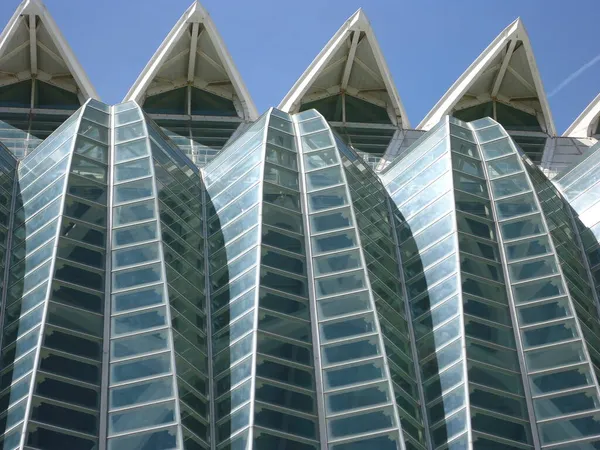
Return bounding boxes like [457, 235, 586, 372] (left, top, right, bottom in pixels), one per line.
[548, 53, 600, 98]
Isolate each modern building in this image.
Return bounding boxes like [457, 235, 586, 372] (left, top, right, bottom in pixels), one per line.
[0, 1, 598, 450]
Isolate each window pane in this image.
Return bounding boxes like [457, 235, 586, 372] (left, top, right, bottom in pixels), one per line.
[114, 178, 154, 204]
[114, 200, 155, 226]
[110, 353, 170, 383]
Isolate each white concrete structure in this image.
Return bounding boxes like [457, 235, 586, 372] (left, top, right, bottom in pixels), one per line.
[0, 0, 98, 104]
[279, 9, 408, 128]
[124, 1, 257, 121]
[418, 18, 555, 136]
[565, 92, 600, 139]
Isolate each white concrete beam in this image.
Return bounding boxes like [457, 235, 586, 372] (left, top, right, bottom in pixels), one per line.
[187, 22, 199, 83]
[340, 31, 359, 90]
[491, 38, 516, 97]
[29, 14, 38, 77]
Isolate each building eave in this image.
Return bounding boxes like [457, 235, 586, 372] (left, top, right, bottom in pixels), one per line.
[278, 8, 409, 128]
[123, 0, 257, 121]
[564, 92, 600, 138]
[418, 18, 555, 136]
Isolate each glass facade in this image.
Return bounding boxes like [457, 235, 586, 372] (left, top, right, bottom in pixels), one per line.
[0, 94, 599, 450]
[1, 2, 600, 449]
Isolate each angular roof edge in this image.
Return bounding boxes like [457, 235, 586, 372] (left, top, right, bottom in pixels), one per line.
[123, 0, 257, 121]
[278, 9, 410, 128]
[564, 92, 600, 138]
[0, 0, 99, 101]
[417, 18, 555, 135]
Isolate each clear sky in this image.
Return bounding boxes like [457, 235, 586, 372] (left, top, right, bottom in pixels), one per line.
[1, 0, 598, 134]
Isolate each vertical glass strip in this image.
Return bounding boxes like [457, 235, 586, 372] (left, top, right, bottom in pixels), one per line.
[297, 110, 404, 450]
[476, 117, 600, 448]
[107, 102, 181, 450]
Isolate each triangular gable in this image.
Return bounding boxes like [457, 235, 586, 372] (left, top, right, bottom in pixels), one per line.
[564, 93, 600, 138]
[418, 18, 555, 135]
[278, 9, 409, 128]
[124, 1, 257, 121]
[0, 0, 98, 104]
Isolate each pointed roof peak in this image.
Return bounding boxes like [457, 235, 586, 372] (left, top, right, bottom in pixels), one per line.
[418, 17, 554, 135]
[124, 0, 257, 120]
[278, 7, 409, 127]
[348, 8, 369, 27]
[509, 16, 522, 29]
[185, 1, 209, 22]
[0, 0, 99, 102]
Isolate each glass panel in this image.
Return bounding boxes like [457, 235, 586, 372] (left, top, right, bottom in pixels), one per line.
[491, 174, 530, 198]
[518, 297, 571, 325]
[304, 147, 338, 170]
[263, 164, 298, 190]
[317, 271, 365, 297]
[111, 330, 169, 359]
[113, 242, 160, 268]
[110, 353, 171, 383]
[113, 263, 162, 290]
[108, 426, 177, 450]
[323, 337, 379, 365]
[310, 208, 353, 233]
[509, 256, 559, 281]
[306, 166, 344, 191]
[314, 249, 362, 275]
[526, 342, 587, 371]
[530, 366, 594, 395]
[486, 155, 522, 179]
[110, 377, 173, 409]
[302, 130, 332, 151]
[501, 215, 545, 240]
[321, 314, 376, 342]
[114, 200, 155, 226]
[523, 320, 578, 347]
[539, 415, 600, 445]
[505, 236, 552, 260]
[495, 193, 538, 219]
[114, 221, 157, 247]
[513, 276, 565, 303]
[109, 401, 175, 434]
[312, 230, 357, 254]
[534, 388, 600, 420]
[115, 121, 145, 143]
[112, 285, 164, 312]
[317, 291, 371, 320]
[112, 307, 166, 335]
[328, 407, 395, 438]
[308, 185, 348, 212]
[114, 178, 154, 204]
[114, 158, 151, 182]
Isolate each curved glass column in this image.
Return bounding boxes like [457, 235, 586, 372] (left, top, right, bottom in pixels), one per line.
[382, 117, 536, 450]
[5, 99, 600, 449]
[296, 110, 421, 450]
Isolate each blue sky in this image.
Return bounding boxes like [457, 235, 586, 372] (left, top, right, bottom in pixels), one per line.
[1, 0, 598, 133]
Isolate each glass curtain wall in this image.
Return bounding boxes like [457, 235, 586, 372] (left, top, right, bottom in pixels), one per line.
[296, 109, 409, 450]
[381, 116, 537, 450]
[107, 101, 212, 450]
[0, 100, 110, 450]
[204, 113, 266, 449]
[475, 117, 600, 449]
[108, 102, 181, 450]
[148, 115, 209, 450]
[335, 133, 428, 449]
[205, 108, 320, 450]
[6, 96, 600, 449]
[555, 141, 600, 299]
